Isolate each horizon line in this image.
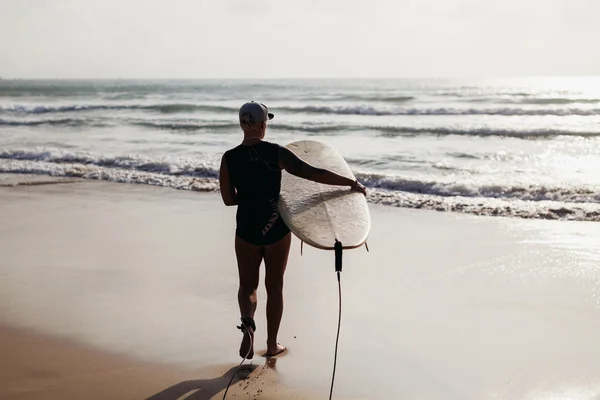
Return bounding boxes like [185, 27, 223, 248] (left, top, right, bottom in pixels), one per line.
[2, 74, 600, 81]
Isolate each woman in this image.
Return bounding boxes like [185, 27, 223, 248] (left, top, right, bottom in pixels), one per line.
[219, 101, 366, 359]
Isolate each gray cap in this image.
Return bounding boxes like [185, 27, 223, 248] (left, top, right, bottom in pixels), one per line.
[239, 101, 274, 125]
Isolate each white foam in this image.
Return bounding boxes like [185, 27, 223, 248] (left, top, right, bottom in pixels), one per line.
[0, 148, 218, 178]
[367, 188, 600, 222]
[2, 158, 600, 222]
[0, 159, 217, 192]
[355, 173, 600, 204]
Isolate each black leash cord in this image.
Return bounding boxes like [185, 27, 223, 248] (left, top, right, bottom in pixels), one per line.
[222, 320, 254, 400]
[329, 270, 342, 400]
[329, 240, 344, 399]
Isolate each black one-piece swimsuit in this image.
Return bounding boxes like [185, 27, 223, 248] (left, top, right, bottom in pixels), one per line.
[223, 141, 291, 246]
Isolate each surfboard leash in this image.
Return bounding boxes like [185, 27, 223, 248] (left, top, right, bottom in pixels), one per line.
[222, 317, 255, 400]
[329, 239, 344, 400]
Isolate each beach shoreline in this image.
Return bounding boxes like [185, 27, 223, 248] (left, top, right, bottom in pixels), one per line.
[2, 174, 600, 399]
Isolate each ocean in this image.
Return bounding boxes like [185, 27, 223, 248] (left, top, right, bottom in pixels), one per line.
[1, 77, 600, 221]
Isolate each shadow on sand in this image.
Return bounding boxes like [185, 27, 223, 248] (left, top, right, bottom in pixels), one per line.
[145, 363, 262, 400]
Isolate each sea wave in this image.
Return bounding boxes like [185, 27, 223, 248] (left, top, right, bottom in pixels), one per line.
[437, 91, 533, 98]
[5, 102, 600, 118]
[342, 95, 416, 103]
[1, 160, 599, 222]
[366, 188, 600, 222]
[130, 120, 239, 132]
[370, 95, 415, 103]
[132, 121, 600, 138]
[2, 116, 598, 138]
[283, 105, 600, 117]
[2, 148, 599, 204]
[0, 117, 108, 128]
[517, 98, 600, 105]
[0, 160, 217, 192]
[355, 173, 600, 204]
[376, 126, 600, 138]
[0, 116, 334, 132]
[127, 120, 347, 133]
[459, 97, 600, 105]
[2, 152, 600, 221]
[0, 149, 218, 178]
[0, 103, 235, 115]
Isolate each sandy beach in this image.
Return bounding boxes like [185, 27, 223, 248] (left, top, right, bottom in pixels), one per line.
[2, 174, 600, 400]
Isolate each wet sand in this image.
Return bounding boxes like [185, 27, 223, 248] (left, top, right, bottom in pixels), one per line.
[2, 175, 600, 399]
[0, 323, 331, 400]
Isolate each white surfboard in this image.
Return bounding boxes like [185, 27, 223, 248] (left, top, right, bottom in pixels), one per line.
[277, 140, 370, 250]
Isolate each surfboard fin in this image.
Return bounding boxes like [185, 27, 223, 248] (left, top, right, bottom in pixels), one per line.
[365, 242, 370, 252]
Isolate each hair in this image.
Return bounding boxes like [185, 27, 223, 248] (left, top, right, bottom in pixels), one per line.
[240, 119, 266, 132]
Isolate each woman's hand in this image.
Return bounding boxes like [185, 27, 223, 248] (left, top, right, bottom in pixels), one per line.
[350, 179, 367, 196]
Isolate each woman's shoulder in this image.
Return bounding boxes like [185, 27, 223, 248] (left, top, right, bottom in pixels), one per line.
[259, 141, 285, 157]
[260, 141, 284, 158]
[223, 141, 281, 158]
[222, 145, 243, 165]
[223, 143, 244, 155]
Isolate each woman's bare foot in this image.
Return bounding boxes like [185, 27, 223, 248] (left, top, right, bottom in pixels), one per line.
[264, 343, 286, 357]
[239, 327, 254, 359]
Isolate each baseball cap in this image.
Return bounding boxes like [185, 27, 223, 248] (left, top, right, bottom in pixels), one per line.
[239, 101, 274, 124]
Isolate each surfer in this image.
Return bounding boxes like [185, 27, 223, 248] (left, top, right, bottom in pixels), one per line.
[219, 101, 366, 359]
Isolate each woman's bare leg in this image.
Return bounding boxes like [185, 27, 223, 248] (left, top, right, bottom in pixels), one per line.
[235, 235, 263, 359]
[262, 232, 292, 356]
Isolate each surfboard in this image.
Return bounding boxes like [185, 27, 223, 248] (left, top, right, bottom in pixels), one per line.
[277, 140, 370, 251]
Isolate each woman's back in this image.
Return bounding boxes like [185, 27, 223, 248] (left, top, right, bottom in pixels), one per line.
[223, 140, 289, 246]
[223, 141, 282, 203]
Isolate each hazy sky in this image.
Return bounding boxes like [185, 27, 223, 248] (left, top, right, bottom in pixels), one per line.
[1, 0, 599, 79]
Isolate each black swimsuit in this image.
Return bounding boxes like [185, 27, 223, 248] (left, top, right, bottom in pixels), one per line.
[223, 141, 291, 246]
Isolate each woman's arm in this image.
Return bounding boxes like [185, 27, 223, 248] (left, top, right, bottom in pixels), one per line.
[278, 147, 366, 195]
[219, 154, 238, 206]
